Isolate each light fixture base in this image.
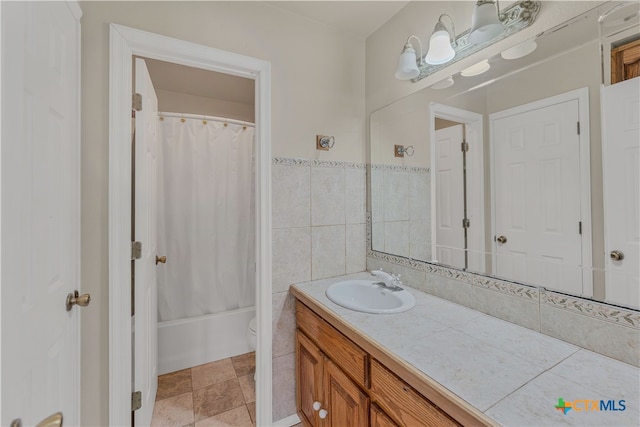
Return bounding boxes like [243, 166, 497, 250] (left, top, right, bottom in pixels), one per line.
[412, 0, 540, 82]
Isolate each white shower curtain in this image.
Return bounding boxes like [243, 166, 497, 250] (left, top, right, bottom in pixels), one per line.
[156, 115, 255, 322]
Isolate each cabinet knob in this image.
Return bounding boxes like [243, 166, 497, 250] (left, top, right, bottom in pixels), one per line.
[319, 409, 328, 419]
[313, 401, 321, 411]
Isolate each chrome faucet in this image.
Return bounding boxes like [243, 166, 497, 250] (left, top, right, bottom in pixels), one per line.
[371, 269, 404, 292]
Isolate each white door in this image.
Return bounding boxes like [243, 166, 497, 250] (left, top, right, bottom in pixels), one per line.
[492, 98, 583, 294]
[133, 58, 159, 425]
[434, 124, 465, 269]
[602, 77, 640, 309]
[1, 1, 82, 425]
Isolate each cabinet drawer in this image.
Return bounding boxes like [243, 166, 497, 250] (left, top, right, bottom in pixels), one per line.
[296, 302, 368, 388]
[370, 359, 460, 427]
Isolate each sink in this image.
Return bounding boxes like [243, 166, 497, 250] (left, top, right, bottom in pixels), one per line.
[325, 280, 416, 314]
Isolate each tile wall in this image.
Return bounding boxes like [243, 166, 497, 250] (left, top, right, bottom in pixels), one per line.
[270, 157, 367, 421]
[367, 252, 640, 368]
[371, 165, 431, 261]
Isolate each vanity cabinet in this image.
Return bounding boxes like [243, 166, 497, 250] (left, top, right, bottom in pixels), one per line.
[296, 330, 368, 427]
[295, 300, 465, 427]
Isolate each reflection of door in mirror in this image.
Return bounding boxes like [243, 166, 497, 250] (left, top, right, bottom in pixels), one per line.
[602, 76, 640, 309]
[490, 88, 591, 297]
[434, 123, 466, 269]
[430, 104, 486, 273]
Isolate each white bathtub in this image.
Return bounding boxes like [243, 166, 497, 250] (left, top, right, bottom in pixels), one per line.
[158, 306, 255, 375]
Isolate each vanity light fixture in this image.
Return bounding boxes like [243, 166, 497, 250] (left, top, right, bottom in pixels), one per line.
[460, 59, 491, 76]
[469, 0, 504, 45]
[395, 35, 423, 80]
[425, 14, 457, 65]
[394, 0, 540, 83]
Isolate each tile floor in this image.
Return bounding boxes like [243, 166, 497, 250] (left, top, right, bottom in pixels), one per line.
[151, 352, 257, 426]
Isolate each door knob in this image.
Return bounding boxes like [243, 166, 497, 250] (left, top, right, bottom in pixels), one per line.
[610, 250, 624, 261]
[66, 290, 91, 311]
[156, 255, 167, 265]
[496, 235, 507, 244]
[11, 412, 63, 427]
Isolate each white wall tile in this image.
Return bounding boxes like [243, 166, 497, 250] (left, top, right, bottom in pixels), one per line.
[272, 291, 296, 358]
[272, 165, 310, 229]
[383, 170, 409, 221]
[471, 285, 541, 331]
[346, 224, 366, 274]
[272, 227, 311, 293]
[311, 166, 345, 226]
[384, 221, 410, 258]
[272, 352, 296, 422]
[311, 225, 346, 279]
[345, 168, 366, 224]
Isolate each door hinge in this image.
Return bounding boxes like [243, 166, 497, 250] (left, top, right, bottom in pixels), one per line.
[132, 93, 143, 112]
[132, 391, 142, 411]
[131, 241, 142, 260]
[462, 218, 471, 229]
[579, 221, 582, 235]
[461, 142, 469, 152]
[577, 121, 580, 135]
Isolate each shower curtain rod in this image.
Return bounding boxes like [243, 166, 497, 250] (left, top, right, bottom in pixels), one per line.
[158, 112, 255, 128]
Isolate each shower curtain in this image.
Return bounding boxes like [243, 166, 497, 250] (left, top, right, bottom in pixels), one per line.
[156, 115, 256, 322]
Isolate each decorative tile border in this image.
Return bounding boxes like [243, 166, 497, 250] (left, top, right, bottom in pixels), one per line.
[371, 163, 430, 173]
[272, 157, 365, 170]
[541, 290, 640, 329]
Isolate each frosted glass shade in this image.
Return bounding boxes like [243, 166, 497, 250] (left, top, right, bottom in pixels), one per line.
[395, 46, 420, 80]
[469, 2, 503, 45]
[424, 30, 455, 65]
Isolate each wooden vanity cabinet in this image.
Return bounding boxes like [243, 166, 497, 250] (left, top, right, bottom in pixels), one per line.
[295, 300, 473, 427]
[296, 330, 368, 427]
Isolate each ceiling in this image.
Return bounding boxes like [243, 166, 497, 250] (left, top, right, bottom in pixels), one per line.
[267, 1, 408, 38]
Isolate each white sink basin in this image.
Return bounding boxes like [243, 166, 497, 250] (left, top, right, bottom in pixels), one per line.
[325, 280, 416, 314]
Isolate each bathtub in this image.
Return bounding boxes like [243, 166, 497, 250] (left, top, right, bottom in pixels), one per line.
[158, 306, 255, 375]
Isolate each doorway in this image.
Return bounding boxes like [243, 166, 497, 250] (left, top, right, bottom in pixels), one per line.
[109, 24, 272, 426]
[429, 104, 486, 273]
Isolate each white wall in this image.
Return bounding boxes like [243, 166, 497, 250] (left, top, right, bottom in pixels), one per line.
[79, 2, 366, 425]
[156, 89, 255, 123]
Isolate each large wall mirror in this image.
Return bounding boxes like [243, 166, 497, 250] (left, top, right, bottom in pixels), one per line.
[369, 1, 640, 309]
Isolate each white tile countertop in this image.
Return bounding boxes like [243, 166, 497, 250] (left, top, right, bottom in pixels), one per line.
[292, 272, 640, 427]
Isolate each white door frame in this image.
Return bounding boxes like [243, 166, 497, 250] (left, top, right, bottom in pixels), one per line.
[108, 24, 272, 426]
[489, 87, 593, 296]
[429, 103, 486, 271]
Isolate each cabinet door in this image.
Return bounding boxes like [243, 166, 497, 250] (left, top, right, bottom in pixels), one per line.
[371, 404, 398, 427]
[324, 359, 369, 427]
[297, 331, 324, 426]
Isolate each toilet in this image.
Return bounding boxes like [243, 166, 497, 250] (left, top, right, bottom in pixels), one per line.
[247, 317, 257, 350]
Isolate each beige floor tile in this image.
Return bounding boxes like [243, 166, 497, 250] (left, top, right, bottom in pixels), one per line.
[246, 403, 256, 424]
[191, 358, 237, 390]
[157, 369, 193, 401]
[194, 405, 253, 426]
[237, 374, 255, 404]
[231, 352, 255, 377]
[150, 392, 194, 427]
[193, 378, 246, 421]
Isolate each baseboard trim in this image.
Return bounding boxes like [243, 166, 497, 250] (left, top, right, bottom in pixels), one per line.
[272, 413, 302, 426]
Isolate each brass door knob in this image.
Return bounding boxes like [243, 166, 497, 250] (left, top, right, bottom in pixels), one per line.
[610, 250, 624, 261]
[66, 290, 91, 311]
[11, 413, 63, 427]
[156, 255, 167, 265]
[496, 235, 507, 244]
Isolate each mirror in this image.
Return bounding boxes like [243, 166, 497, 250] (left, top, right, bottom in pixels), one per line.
[369, 1, 640, 305]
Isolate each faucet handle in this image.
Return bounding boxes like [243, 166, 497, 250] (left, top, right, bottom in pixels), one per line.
[392, 273, 403, 285]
